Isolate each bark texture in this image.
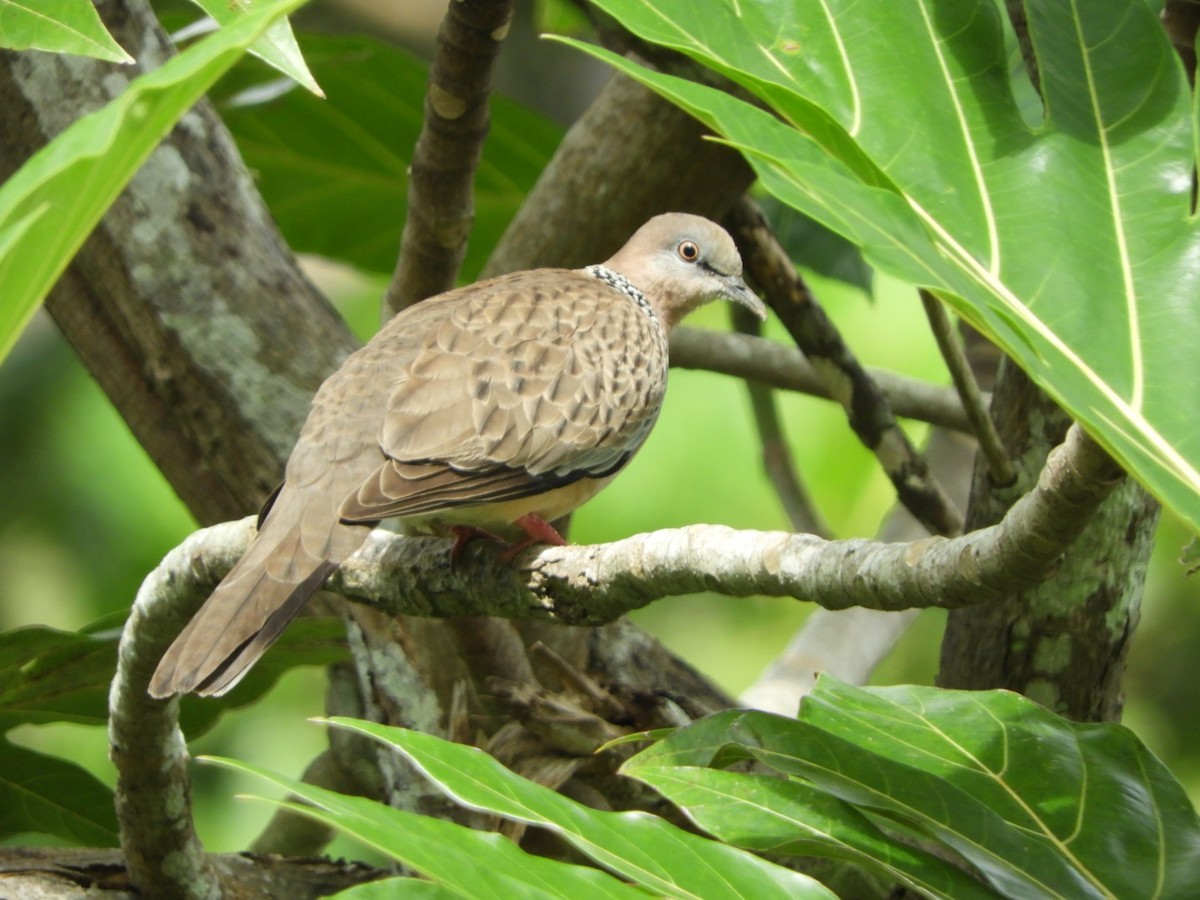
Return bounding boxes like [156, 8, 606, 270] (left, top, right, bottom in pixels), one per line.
[938, 363, 1160, 722]
[0, 7, 355, 527]
[387, 0, 516, 314]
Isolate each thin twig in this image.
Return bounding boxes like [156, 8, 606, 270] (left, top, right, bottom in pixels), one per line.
[725, 197, 963, 536]
[385, 0, 516, 317]
[670, 328, 977, 433]
[919, 289, 1015, 486]
[730, 304, 831, 536]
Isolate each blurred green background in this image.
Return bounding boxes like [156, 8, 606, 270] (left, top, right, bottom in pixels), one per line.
[1, 0, 1196, 856]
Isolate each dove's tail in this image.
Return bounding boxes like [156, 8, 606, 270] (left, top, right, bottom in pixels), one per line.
[149, 487, 366, 697]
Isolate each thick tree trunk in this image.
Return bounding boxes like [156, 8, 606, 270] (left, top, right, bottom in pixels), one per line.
[0, 7, 355, 526]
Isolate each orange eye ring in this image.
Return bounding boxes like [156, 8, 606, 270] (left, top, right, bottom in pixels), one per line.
[677, 240, 700, 262]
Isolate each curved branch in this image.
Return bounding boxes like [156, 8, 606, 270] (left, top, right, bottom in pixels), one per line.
[110, 519, 257, 899]
[135, 427, 1121, 654]
[116, 426, 1119, 862]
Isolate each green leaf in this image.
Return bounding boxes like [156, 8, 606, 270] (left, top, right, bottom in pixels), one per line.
[0, 0, 311, 366]
[563, 0, 1200, 534]
[0, 737, 118, 845]
[218, 35, 563, 280]
[330, 878, 464, 899]
[624, 750, 996, 900]
[323, 717, 836, 899]
[0, 0, 132, 62]
[205, 756, 648, 899]
[182, 0, 322, 96]
[0, 626, 116, 730]
[626, 677, 1200, 899]
[0, 617, 342, 737]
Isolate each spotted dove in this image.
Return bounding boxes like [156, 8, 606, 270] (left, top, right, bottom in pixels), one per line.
[149, 213, 765, 697]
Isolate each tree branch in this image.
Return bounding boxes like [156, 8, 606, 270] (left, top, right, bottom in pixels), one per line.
[127, 426, 1121, 656]
[109, 518, 257, 899]
[0, 6, 355, 526]
[0, 846, 383, 899]
[725, 197, 964, 536]
[385, 0, 516, 316]
[339, 426, 1123, 616]
[669, 327, 977, 434]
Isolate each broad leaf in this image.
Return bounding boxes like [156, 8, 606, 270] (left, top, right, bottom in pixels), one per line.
[0, 626, 116, 730]
[622, 762, 996, 900]
[217, 35, 563, 280]
[0, 619, 343, 736]
[181, 0, 321, 96]
[0, 0, 310, 365]
[0, 737, 118, 845]
[625, 677, 1200, 899]
[330, 879, 464, 899]
[323, 717, 835, 899]
[205, 756, 648, 899]
[0, 0, 132, 62]
[564, 0, 1200, 533]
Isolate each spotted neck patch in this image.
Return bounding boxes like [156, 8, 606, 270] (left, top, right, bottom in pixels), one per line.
[584, 265, 657, 321]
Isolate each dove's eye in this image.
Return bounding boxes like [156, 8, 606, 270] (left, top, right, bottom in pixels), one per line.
[677, 240, 700, 262]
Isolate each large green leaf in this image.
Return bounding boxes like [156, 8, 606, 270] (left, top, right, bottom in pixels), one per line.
[0, 0, 310, 365]
[624, 677, 1200, 899]
[329, 879, 463, 899]
[321, 717, 835, 899]
[0, 0, 131, 62]
[217, 35, 563, 280]
[206, 756, 650, 899]
[564, 0, 1200, 533]
[620, 763, 996, 899]
[0, 737, 118, 845]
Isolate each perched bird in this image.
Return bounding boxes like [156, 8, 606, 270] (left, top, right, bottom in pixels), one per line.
[150, 213, 765, 697]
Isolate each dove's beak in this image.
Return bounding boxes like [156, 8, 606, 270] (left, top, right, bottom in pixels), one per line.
[724, 275, 767, 321]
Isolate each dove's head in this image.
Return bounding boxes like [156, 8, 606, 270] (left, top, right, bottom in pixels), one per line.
[602, 213, 766, 331]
